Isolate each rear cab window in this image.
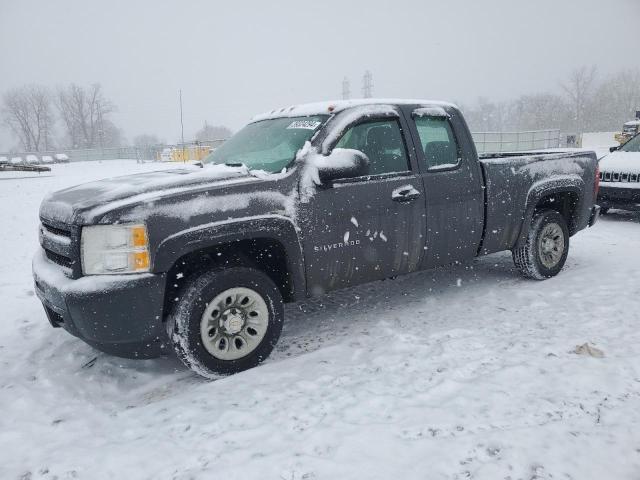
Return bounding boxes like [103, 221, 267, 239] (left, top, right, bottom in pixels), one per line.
[412, 108, 461, 171]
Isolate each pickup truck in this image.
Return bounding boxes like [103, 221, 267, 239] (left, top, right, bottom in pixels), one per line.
[33, 99, 600, 377]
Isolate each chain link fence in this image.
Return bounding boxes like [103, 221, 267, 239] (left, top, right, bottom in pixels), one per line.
[0, 140, 228, 163]
[471, 129, 561, 154]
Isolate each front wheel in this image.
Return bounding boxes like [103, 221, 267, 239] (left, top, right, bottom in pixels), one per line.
[167, 267, 284, 377]
[512, 210, 569, 280]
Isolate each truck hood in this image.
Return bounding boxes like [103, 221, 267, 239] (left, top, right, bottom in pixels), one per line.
[40, 165, 258, 224]
[599, 151, 640, 174]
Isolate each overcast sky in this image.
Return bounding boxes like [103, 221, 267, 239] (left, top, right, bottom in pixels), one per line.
[1, 0, 638, 149]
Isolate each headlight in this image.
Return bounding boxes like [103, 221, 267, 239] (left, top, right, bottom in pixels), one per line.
[81, 224, 150, 275]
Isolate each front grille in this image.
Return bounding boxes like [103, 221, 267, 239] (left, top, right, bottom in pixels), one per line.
[40, 218, 79, 277]
[42, 221, 71, 238]
[45, 249, 73, 269]
[600, 171, 640, 183]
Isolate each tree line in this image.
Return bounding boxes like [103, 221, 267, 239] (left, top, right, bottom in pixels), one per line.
[1, 82, 234, 153]
[2, 83, 121, 152]
[463, 66, 640, 135]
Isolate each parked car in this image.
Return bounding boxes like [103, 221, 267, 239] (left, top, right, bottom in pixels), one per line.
[25, 154, 40, 165]
[0, 156, 8, 164]
[598, 133, 640, 213]
[33, 99, 600, 377]
[41, 155, 54, 164]
[54, 153, 70, 163]
[10, 156, 23, 165]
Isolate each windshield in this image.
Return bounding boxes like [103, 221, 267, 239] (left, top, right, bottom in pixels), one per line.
[620, 134, 640, 152]
[203, 115, 328, 173]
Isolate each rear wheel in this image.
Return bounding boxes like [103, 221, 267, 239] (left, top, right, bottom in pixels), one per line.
[167, 267, 284, 377]
[512, 210, 569, 280]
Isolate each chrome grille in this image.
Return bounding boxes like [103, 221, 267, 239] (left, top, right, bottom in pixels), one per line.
[600, 171, 640, 183]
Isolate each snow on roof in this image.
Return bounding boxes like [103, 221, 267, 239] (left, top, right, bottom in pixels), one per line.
[624, 120, 640, 126]
[251, 98, 458, 122]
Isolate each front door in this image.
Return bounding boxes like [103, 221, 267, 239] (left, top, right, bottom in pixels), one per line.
[298, 115, 426, 295]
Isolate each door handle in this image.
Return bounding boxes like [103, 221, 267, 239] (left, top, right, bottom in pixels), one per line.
[391, 185, 421, 203]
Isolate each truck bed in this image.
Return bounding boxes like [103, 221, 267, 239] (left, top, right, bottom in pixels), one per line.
[478, 150, 598, 255]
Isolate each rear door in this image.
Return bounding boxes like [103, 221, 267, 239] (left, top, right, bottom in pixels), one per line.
[298, 112, 426, 295]
[403, 106, 484, 268]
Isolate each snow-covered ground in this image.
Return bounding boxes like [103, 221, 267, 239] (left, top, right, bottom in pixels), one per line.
[1, 160, 639, 479]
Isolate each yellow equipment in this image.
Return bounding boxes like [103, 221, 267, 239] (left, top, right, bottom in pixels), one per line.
[157, 144, 211, 162]
[615, 118, 640, 145]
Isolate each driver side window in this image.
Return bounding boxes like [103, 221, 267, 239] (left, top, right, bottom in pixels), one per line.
[335, 119, 409, 176]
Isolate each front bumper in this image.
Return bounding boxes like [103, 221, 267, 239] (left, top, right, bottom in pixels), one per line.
[598, 185, 640, 212]
[32, 250, 167, 358]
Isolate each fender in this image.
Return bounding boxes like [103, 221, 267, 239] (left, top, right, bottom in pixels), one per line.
[154, 214, 307, 301]
[515, 175, 585, 247]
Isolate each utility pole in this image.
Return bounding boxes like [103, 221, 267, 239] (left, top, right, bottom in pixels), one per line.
[342, 77, 351, 100]
[179, 89, 185, 163]
[362, 70, 373, 98]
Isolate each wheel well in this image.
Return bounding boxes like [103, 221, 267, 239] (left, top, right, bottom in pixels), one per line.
[534, 191, 579, 234]
[163, 238, 295, 318]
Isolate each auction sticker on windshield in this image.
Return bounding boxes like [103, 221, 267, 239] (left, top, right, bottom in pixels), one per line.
[287, 120, 322, 130]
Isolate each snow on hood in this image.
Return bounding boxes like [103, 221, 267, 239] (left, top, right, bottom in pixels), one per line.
[121, 190, 296, 222]
[599, 151, 640, 173]
[39, 164, 256, 224]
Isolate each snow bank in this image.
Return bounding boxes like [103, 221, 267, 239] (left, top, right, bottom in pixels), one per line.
[581, 131, 618, 149]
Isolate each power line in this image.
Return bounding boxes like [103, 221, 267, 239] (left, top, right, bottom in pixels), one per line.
[362, 70, 373, 98]
[342, 77, 351, 100]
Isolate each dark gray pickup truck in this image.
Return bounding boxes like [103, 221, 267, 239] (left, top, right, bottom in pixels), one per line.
[33, 99, 600, 377]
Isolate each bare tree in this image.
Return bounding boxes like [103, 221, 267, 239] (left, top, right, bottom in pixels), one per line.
[561, 66, 598, 133]
[509, 93, 569, 131]
[57, 83, 117, 148]
[2, 85, 54, 151]
[463, 97, 509, 132]
[195, 122, 232, 143]
[592, 69, 640, 130]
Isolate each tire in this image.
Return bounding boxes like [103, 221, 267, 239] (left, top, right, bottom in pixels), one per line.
[167, 267, 284, 377]
[512, 209, 570, 280]
[600, 207, 609, 215]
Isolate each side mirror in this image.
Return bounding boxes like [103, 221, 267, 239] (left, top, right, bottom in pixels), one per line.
[315, 148, 370, 184]
[609, 146, 618, 153]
